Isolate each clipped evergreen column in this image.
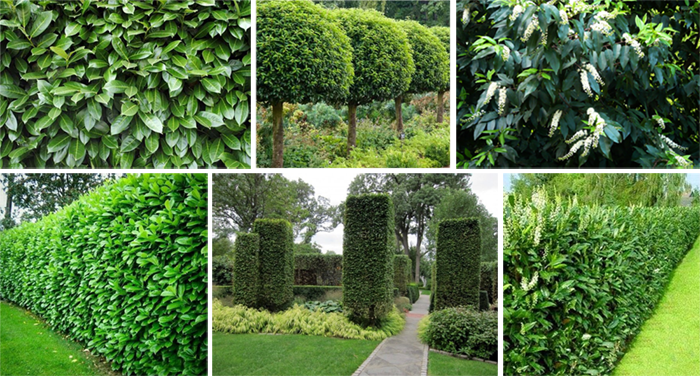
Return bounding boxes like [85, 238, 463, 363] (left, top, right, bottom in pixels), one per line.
[393, 254, 411, 297]
[343, 194, 395, 325]
[434, 218, 481, 311]
[253, 219, 294, 311]
[232, 233, 259, 308]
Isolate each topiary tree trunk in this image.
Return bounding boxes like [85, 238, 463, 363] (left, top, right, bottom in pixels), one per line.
[394, 96, 404, 134]
[437, 90, 445, 123]
[272, 101, 284, 168]
[347, 103, 358, 153]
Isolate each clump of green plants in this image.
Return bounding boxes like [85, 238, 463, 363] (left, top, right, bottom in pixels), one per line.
[504, 187, 700, 375]
[212, 300, 404, 341]
[418, 307, 497, 361]
[0, 174, 209, 376]
[304, 300, 343, 314]
[394, 297, 412, 312]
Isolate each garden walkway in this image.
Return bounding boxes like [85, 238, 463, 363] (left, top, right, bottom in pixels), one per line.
[613, 236, 700, 375]
[354, 294, 429, 376]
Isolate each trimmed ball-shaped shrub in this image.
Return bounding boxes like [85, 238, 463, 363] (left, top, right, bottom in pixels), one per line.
[399, 20, 450, 96]
[434, 218, 482, 311]
[342, 194, 395, 326]
[253, 218, 294, 312]
[232, 232, 259, 308]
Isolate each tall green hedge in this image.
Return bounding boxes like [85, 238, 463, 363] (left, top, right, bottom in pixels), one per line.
[434, 218, 482, 311]
[0, 174, 208, 375]
[0, 0, 251, 168]
[294, 253, 343, 286]
[480, 261, 497, 306]
[342, 194, 395, 325]
[253, 218, 294, 312]
[504, 191, 700, 375]
[232, 232, 258, 308]
[393, 254, 411, 296]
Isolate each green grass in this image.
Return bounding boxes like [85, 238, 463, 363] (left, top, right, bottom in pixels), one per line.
[421, 289, 431, 295]
[0, 302, 108, 376]
[613, 235, 700, 376]
[428, 352, 497, 376]
[213, 333, 379, 376]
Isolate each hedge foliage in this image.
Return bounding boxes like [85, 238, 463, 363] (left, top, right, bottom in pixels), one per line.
[294, 253, 343, 286]
[434, 218, 482, 311]
[342, 194, 395, 325]
[231, 232, 258, 308]
[399, 20, 450, 96]
[292, 285, 343, 302]
[408, 283, 420, 304]
[418, 307, 498, 360]
[504, 189, 700, 375]
[0, 0, 251, 168]
[393, 254, 411, 297]
[0, 174, 208, 376]
[479, 290, 489, 311]
[253, 218, 294, 312]
[480, 261, 498, 305]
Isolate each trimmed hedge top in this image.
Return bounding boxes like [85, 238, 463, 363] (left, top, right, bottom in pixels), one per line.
[342, 194, 395, 325]
[257, 0, 353, 106]
[0, 174, 208, 376]
[0, 0, 251, 168]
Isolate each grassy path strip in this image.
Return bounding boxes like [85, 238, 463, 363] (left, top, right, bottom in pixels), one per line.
[614, 235, 700, 376]
[0, 302, 107, 376]
[213, 333, 379, 375]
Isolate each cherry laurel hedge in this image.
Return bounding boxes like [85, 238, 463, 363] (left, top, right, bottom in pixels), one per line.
[0, 174, 208, 376]
[0, 0, 251, 168]
[434, 218, 482, 311]
[504, 191, 700, 375]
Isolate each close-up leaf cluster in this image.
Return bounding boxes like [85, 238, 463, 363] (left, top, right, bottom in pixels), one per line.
[0, 0, 251, 168]
[503, 189, 700, 375]
[0, 174, 209, 376]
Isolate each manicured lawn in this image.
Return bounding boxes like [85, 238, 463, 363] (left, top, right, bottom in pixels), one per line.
[614, 236, 700, 376]
[428, 352, 497, 376]
[421, 289, 431, 295]
[0, 302, 107, 376]
[213, 333, 379, 375]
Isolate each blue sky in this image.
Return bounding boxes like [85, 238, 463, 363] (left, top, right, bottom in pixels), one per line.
[504, 173, 699, 192]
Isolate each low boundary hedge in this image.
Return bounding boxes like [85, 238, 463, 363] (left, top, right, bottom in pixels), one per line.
[434, 218, 481, 311]
[504, 191, 700, 375]
[293, 285, 343, 301]
[0, 174, 208, 376]
[294, 253, 343, 286]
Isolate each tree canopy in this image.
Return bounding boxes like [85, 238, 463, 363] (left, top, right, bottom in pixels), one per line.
[457, 0, 698, 168]
[400, 20, 450, 96]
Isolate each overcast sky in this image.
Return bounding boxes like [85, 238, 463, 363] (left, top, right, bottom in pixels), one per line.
[280, 172, 500, 254]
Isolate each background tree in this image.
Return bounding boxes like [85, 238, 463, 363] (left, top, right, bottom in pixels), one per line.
[1, 173, 113, 230]
[333, 8, 415, 152]
[212, 236, 234, 257]
[395, 20, 450, 134]
[257, 0, 354, 167]
[510, 173, 691, 207]
[430, 26, 450, 124]
[212, 173, 338, 245]
[457, 0, 698, 168]
[320, 1, 450, 27]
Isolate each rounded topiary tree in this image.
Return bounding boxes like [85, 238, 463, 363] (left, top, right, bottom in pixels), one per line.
[333, 8, 414, 152]
[430, 26, 451, 124]
[257, 0, 354, 167]
[396, 20, 450, 134]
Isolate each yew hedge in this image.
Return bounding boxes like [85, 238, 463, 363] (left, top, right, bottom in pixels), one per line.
[0, 0, 251, 168]
[0, 174, 208, 376]
[504, 189, 700, 375]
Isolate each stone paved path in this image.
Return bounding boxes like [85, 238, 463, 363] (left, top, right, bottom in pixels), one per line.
[354, 294, 429, 376]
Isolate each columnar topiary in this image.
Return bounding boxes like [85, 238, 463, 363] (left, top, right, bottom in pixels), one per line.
[232, 232, 259, 308]
[393, 254, 411, 296]
[434, 218, 482, 311]
[395, 20, 450, 134]
[257, 0, 354, 167]
[430, 26, 451, 124]
[480, 261, 497, 305]
[429, 262, 436, 312]
[0, 174, 208, 375]
[332, 8, 414, 151]
[342, 194, 395, 325]
[253, 218, 294, 311]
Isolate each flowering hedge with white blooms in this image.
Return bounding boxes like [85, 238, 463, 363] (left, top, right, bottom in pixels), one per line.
[504, 187, 700, 375]
[457, 0, 698, 168]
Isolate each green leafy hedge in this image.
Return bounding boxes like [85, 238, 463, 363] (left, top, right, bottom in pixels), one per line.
[418, 307, 497, 360]
[0, 0, 251, 168]
[0, 174, 208, 375]
[342, 194, 395, 325]
[479, 290, 489, 311]
[504, 189, 700, 375]
[294, 253, 343, 286]
[434, 218, 482, 311]
[293, 285, 343, 301]
[254, 218, 294, 312]
[232, 232, 258, 308]
[408, 283, 420, 304]
[480, 261, 497, 306]
[393, 254, 411, 296]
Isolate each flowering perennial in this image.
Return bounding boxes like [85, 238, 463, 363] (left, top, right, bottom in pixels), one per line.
[548, 110, 563, 137]
[521, 16, 539, 42]
[559, 108, 606, 160]
[660, 134, 688, 152]
[584, 63, 604, 86]
[484, 82, 499, 106]
[498, 87, 508, 116]
[502, 45, 511, 61]
[510, 5, 523, 21]
[579, 69, 594, 97]
[655, 117, 665, 130]
[623, 33, 645, 58]
[559, 9, 569, 24]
